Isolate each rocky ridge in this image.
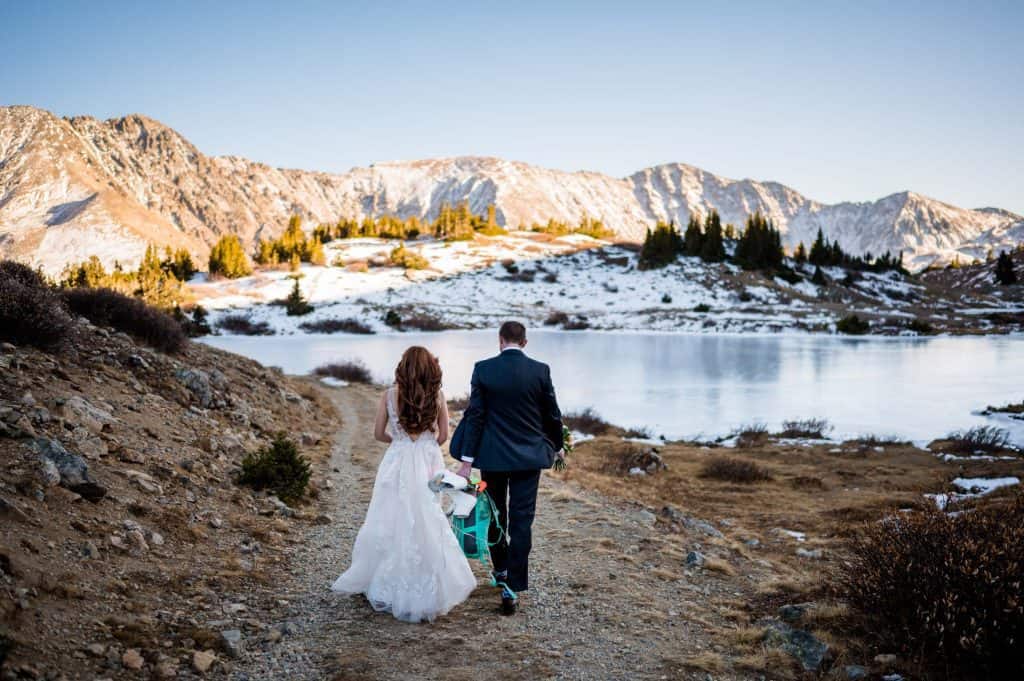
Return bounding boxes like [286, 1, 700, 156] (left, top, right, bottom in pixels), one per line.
[1, 105, 1021, 275]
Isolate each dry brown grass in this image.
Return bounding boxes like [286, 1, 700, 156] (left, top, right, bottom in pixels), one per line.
[699, 456, 773, 483]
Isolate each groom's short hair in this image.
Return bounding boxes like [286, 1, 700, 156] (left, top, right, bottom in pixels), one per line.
[499, 321, 527, 345]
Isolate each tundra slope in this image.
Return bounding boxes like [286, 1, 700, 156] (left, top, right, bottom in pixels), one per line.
[1, 105, 1020, 275]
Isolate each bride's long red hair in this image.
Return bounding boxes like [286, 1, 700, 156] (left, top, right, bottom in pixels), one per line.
[394, 346, 442, 435]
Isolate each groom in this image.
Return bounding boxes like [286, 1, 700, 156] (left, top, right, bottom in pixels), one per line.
[455, 321, 563, 615]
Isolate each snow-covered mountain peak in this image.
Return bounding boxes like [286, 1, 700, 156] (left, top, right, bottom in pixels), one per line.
[0, 105, 1019, 274]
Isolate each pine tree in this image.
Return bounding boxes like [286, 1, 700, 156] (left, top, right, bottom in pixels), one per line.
[808, 228, 829, 266]
[794, 242, 807, 264]
[284, 277, 313, 316]
[734, 213, 783, 271]
[682, 214, 703, 256]
[995, 250, 1018, 285]
[812, 265, 827, 285]
[255, 239, 278, 265]
[289, 251, 301, 272]
[209, 235, 252, 279]
[638, 221, 681, 270]
[699, 210, 725, 262]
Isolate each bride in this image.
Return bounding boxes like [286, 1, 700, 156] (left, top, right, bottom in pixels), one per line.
[331, 346, 476, 622]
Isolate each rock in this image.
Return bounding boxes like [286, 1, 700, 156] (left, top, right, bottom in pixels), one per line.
[795, 548, 823, 559]
[81, 540, 100, 559]
[627, 466, 646, 475]
[148, 531, 165, 547]
[28, 437, 107, 501]
[126, 530, 148, 552]
[874, 653, 898, 666]
[125, 470, 163, 495]
[882, 676, 904, 681]
[208, 516, 223, 529]
[37, 456, 61, 487]
[0, 342, 15, 352]
[634, 509, 656, 526]
[764, 621, 830, 672]
[85, 643, 107, 658]
[192, 649, 216, 674]
[685, 551, 705, 567]
[219, 629, 243, 658]
[0, 496, 29, 522]
[154, 660, 178, 678]
[121, 649, 144, 671]
[745, 538, 761, 548]
[127, 354, 150, 371]
[58, 396, 114, 434]
[177, 369, 214, 408]
[778, 603, 813, 623]
[20, 391, 36, 407]
[315, 514, 333, 525]
[301, 432, 319, 446]
[845, 665, 869, 680]
[72, 429, 108, 460]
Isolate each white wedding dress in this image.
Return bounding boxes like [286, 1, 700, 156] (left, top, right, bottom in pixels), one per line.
[331, 386, 476, 622]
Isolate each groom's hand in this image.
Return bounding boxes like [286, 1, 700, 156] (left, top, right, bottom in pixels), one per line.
[457, 461, 473, 480]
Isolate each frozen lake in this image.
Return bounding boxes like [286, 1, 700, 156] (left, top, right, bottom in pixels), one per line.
[200, 330, 1024, 445]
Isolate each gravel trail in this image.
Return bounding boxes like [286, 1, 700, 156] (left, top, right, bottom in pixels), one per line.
[230, 383, 746, 681]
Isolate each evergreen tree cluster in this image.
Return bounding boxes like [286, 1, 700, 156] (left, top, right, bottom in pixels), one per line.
[995, 250, 1018, 286]
[638, 221, 683, 270]
[804, 228, 904, 273]
[680, 210, 727, 262]
[734, 213, 784, 271]
[60, 244, 195, 308]
[530, 215, 613, 239]
[254, 216, 326, 267]
[209, 235, 252, 279]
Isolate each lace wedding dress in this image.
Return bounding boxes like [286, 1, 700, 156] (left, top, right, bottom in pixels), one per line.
[331, 386, 476, 622]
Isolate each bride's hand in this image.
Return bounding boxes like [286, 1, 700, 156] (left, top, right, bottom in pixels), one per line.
[457, 461, 473, 480]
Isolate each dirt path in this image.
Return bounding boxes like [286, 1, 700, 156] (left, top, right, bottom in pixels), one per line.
[231, 383, 750, 681]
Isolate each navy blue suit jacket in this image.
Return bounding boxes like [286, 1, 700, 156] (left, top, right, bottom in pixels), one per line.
[451, 348, 563, 471]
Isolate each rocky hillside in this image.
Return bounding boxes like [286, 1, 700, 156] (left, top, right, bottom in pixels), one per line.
[1, 105, 1021, 275]
[0, 317, 337, 678]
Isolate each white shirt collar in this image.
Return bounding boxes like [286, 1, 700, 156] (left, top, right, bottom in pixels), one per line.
[501, 346, 525, 354]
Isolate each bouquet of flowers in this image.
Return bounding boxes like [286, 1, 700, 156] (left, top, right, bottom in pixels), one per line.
[554, 425, 574, 471]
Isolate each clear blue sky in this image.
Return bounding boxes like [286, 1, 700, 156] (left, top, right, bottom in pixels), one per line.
[2, 1, 1021, 213]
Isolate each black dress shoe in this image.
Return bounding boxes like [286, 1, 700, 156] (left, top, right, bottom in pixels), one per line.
[500, 586, 518, 616]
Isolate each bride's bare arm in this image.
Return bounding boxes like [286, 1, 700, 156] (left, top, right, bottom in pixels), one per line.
[435, 390, 450, 445]
[374, 392, 392, 443]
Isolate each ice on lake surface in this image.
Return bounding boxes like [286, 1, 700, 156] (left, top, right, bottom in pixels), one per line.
[201, 330, 1024, 445]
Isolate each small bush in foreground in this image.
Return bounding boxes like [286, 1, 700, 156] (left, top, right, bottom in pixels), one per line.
[693, 303, 711, 313]
[0, 260, 74, 349]
[943, 425, 1012, 454]
[562, 315, 590, 330]
[217, 314, 273, 336]
[838, 495, 1024, 679]
[238, 434, 311, 505]
[836, 314, 870, 335]
[401, 313, 454, 331]
[563, 408, 612, 436]
[735, 422, 769, 448]
[907, 318, 935, 335]
[314, 361, 373, 384]
[63, 287, 185, 353]
[699, 457, 772, 483]
[778, 418, 832, 439]
[299, 318, 374, 334]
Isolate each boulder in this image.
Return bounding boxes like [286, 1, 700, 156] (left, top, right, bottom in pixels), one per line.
[29, 437, 106, 501]
[176, 369, 214, 408]
[764, 621, 830, 672]
[778, 603, 813, 622]
[58, 396, 114, 434]
[685, 551, 705, 567]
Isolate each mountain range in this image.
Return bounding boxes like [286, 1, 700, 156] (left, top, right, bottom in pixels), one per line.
[1, 104, 1020, 274]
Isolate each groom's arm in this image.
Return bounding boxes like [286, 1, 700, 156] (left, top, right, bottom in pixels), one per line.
[540, 365, 563, 449]
[460, 364, 486, 465]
